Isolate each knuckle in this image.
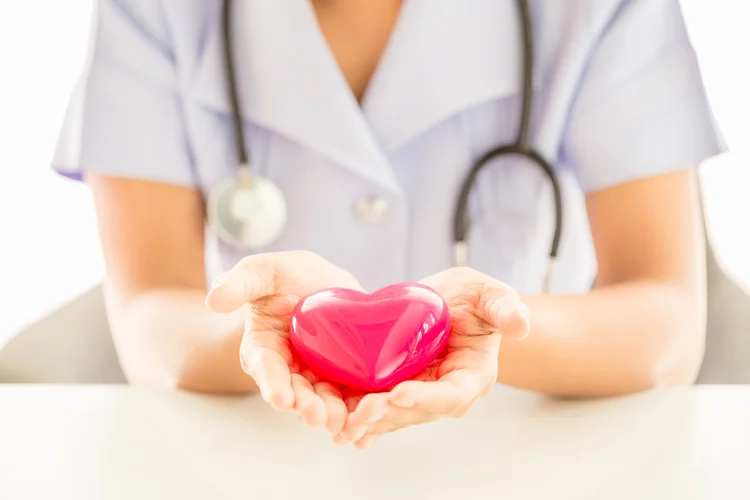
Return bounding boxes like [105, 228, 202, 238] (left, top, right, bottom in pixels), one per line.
[481, 281, 516, 300]
[237, 254, 263, 272]
[451, 266, 488, 282]
[290, 372, 310, 387]
[293, 250, 319, 262]
[237, 255, 254, 267]
[298, 397, 319, 412]
[449, 266, 473, 278]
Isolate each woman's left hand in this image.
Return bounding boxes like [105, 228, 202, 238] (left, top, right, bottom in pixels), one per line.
[334, 267, 531, 449]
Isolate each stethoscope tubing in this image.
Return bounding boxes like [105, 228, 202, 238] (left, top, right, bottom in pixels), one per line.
[451, 0, 562, 293]
[220, 0, 562, 293]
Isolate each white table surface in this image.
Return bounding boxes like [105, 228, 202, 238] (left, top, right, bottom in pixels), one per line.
[1, 385, 749, 500]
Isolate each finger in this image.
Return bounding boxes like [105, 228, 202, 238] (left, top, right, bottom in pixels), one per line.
[241, 344, 295, 411]
[206, 254, 279, 313]
[480, 289, 530, 340]
[354, 433, 381, 450]
[364, 410, 437, 436]
[349, 392, 391, 425]
[313, 382, 348, 435]
[334, 421, 370, 446]
[344, 394, 441, 438]
[332, 390, 365, 445]
[388, 380, 464, 415]
[291, 374, 326, 427]
[389, 367, 491, 416]
[338, 393, 390, 444]
[342, 388, 367, 413]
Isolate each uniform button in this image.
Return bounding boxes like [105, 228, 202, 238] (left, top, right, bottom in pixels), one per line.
[354, 195, 389, 222]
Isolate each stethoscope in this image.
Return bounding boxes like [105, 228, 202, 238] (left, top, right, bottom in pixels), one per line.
[209, 0, 562, 293]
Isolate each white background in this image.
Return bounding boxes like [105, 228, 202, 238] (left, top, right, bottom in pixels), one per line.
[0, 1, 747, 345]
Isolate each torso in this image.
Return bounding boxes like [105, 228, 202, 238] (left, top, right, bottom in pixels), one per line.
[311, 0, 402, 102]
[54, 1, 717, 295]
[180, 1, 641, 293]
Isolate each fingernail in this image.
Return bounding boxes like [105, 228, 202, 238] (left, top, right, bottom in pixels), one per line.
[517, 307, 531, 338]
[496, 302, 530, 339]
[352, 426, 369, 442]
[332, 434, 346, 446]
[356, 434, 380, 450]
[390, 395, 415, 408]
[269, 389, 294, 411]
[210, 275, 226, 291]
[520, 305, 531, 323]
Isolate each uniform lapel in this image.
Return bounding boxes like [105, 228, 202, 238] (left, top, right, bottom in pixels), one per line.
[187, 0, 538, 190]
[187, 0, 403, 194]
[363, 0, 536, 153]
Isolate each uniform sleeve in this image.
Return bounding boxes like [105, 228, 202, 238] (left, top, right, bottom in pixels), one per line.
[52, 0, 195, 187]
[561, 0, 726, 193]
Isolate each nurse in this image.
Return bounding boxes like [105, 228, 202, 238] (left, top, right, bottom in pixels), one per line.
[53, 0, 724, 448]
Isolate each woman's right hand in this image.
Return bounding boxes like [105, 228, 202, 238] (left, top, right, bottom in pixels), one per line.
[206, 251, 363, 434]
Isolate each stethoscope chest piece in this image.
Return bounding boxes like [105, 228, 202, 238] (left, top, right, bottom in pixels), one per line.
[207, 169, 287, 249]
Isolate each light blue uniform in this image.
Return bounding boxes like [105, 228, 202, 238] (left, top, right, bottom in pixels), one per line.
[53, 0, 725, 294]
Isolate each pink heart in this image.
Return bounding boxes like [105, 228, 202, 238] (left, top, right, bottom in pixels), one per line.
[289, 283, 451, 392]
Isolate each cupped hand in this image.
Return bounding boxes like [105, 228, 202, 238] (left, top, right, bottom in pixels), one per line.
[206, 251, 364, 435]
[336, 267, 531, 449]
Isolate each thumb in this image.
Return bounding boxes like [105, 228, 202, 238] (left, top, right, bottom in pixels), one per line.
[206, 254, 279, 313]
[479, 288, 531, 340]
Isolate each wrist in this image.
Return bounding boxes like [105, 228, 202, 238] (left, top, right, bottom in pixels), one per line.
[176, 305, 258, 394]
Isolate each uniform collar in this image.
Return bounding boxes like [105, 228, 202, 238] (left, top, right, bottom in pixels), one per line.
[188, 0, 530, 194]
[362, 0, 534, 152]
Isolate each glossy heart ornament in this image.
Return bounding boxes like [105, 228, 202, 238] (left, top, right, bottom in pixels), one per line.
[289, 283, 451, 392]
